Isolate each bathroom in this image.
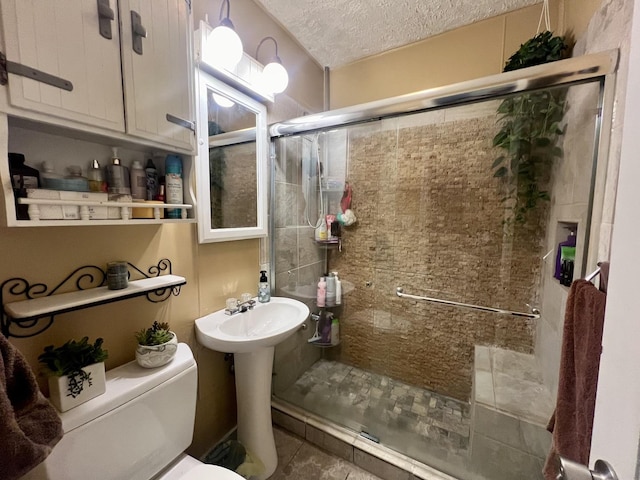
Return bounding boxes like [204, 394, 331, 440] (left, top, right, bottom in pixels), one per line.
[1, 0, 640, 479]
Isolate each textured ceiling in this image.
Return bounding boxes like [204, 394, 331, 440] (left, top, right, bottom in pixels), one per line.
[255, 0, 541, 68]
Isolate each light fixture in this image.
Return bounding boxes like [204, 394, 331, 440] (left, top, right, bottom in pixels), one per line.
[256, 36, 289, 94]
[206, 0, 243, 70]
[212, 92, 235, 108]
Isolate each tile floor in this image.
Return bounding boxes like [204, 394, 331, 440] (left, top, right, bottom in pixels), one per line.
[271, 426, 383, 480]
[276, 360, 471, 470]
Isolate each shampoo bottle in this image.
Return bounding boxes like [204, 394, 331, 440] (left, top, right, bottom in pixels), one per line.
[130, 160, 146, 200]
[258, 270, 271, 303]
[317, 277, 326, 307]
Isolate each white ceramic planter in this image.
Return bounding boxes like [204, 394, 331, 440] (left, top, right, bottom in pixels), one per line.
[48, 362, 106, 412]
[135, 332, 178, 368]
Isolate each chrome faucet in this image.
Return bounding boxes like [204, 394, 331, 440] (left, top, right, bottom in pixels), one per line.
[225, 298, 256, 315]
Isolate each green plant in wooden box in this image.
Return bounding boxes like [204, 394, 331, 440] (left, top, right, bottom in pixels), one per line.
[492, 31, 569, 225]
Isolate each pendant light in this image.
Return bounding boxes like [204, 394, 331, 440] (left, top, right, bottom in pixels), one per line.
[207, 0, 243, 70]
[256, 36, 289, 94]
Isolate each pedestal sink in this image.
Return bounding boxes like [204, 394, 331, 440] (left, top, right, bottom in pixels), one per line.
[195, 297, 309, 479]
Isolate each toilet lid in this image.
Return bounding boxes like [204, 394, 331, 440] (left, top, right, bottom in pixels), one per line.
[181, 464, 244, 480]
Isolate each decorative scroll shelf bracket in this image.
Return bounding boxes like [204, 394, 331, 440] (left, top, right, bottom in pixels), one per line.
[1, 259, 185, 338]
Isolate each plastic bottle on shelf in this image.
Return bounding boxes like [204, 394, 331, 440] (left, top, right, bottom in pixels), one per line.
[145, 158, 159, 200]
[314, 218, 328, 241]
[106, 147, 131, 195]
[130, 160, 146, 200]
[165, 155, 183, 219]
[87, 159, 107, 192]
[334, 271, 342, 305]
[326, 273, 336, 307]
[317, 276, 326, 307]
[40, 161, 63, 189]
[331, 317, 340, 346]
[64, 166, 90, 192]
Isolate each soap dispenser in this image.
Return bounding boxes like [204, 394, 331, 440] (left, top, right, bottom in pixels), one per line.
[258, 270, 270, 303]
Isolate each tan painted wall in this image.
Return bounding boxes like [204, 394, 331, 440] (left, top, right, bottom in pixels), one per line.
[193, 0, 324, 112]
[330, 0, 603, 109]
[2, 1, 323, 459]
[2, 223, 259, 456]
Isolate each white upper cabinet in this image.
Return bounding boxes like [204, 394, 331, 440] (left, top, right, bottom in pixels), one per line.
[0, 0, 125, 132]
[0, 0, 195, 152]
[119, 0, 194, 151]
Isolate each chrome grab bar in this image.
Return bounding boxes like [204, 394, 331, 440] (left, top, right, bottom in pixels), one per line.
[396, 287, 541, 319]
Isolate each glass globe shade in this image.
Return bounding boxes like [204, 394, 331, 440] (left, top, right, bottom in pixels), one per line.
[262, 61, 289, 94]
[212, 93, 235, 108]
[206, 25, 243, 70]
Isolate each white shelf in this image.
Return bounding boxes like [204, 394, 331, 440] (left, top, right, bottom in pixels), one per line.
[5, 275, 186, 320]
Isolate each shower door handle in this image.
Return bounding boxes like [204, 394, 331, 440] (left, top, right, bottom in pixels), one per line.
[557, 457, 618, 480]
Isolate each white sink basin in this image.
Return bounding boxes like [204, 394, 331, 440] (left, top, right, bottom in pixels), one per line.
[195, 297, 309, 354]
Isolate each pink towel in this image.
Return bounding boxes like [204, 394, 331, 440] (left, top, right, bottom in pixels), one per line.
[0, 334, 63, 480]
[543, 279, 606, 478]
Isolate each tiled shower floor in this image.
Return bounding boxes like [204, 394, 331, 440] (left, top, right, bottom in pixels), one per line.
[277, 360, 472, 471]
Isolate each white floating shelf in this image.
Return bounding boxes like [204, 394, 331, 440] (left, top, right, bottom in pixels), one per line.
[5, 275, 186, 320]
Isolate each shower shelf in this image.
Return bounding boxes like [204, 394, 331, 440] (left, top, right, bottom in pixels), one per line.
[309, 340, 340, 348]
[313, 239, 342, 251]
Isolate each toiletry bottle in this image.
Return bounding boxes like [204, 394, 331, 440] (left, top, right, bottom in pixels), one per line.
[65, 166, 90, 192]
[554, 230, 577, 280]
[130, 160, 146, 200]
[334, 272, 342, 305]
[317, 276, 326, 307]
[331, 317, 340, 346]
[258, 270, 271, 303]
[314, 217, 328, 241]
[326, 272, 336, 307]
[106, 147, 131, 195]
[165, 154, 183, 218]
[40, 161, 63, 189]
[145, 158, 159, 200]
[321, 312, 333, 344]
[87, 159, 107, 192]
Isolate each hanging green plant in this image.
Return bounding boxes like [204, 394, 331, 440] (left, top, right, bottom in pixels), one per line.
[492, 31, 569, 225]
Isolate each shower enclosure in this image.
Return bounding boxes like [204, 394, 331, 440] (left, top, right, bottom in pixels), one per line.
[270, 52, 615, 480]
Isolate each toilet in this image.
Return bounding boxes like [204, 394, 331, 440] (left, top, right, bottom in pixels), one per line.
[21, 343, 243, 480]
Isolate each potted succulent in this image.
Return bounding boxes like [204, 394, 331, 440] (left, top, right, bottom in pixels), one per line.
[38, 336, 108, 412]
[134, 321, 178, 368]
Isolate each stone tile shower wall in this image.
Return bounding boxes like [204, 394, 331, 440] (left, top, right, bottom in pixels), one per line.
[329, 109, 547, 401]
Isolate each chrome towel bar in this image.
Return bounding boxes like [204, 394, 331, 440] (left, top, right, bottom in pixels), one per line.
[395, 287, 541, 319]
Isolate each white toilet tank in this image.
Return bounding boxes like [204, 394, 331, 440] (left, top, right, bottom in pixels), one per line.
[22, 343, 198, 480]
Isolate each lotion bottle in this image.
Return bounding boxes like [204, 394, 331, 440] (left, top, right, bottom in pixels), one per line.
[317, 276, 326, 307]
[334, 272, 342, 305]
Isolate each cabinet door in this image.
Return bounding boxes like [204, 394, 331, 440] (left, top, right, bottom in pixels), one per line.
[0, 0, 125, 132]
[119, 0, 195, 152]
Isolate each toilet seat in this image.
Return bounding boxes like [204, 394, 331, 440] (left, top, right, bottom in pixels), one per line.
[180, 464, 245, 480]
